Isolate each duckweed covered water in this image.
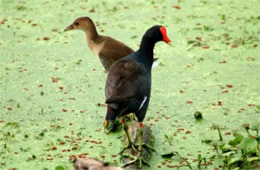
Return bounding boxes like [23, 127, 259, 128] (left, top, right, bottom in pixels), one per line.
[0, 0, 259, 169]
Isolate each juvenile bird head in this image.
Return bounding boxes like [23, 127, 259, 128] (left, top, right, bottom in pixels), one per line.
[64, 17, 95, 32]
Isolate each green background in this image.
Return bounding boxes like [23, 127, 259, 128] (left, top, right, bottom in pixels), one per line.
[0, 0, 259, 169]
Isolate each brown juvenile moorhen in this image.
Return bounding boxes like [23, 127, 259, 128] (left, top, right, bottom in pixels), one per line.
[64, 17, 134, 71]
[104, 25, 171, 167]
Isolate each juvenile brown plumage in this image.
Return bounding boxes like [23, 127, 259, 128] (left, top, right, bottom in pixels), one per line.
[64, 17, 134, 71]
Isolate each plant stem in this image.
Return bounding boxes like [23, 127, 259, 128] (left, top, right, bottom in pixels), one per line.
[217, 127, 223, 141]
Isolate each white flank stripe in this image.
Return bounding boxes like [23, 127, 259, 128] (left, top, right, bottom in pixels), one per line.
[138, 96, 147, 111]
[152, 60, 159, 69]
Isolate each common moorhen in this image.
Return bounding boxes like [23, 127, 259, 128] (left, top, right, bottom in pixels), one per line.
[64, 17, 134, 71]
[104, 25, 171, 167]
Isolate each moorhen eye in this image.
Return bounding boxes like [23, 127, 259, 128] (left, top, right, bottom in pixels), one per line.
[74, 22, 79, 26]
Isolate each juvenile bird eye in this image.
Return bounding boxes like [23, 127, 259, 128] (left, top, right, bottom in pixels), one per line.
[74, 22, 79, 26]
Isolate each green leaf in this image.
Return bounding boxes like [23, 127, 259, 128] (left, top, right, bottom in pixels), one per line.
[256, 136, 260, 144]
[231, 168, 240, 170]
[219, 143, 232, 153]
[228, 157, 243, 166]
[161, 152, 176, 159]
[229, 133, 244, 146]
[247, 156, 260, 162]
[194, 111, 203, 120]
[55, 165, 67, 170]
[240, 138, 258, 154]
[251, 122, 260, 132]
[164, 134, 173, 143]
[221, 151, 236, 157]
[5, 122, 19, 128]
[104, 119, 122, 132]
[202, 139, 213, 144]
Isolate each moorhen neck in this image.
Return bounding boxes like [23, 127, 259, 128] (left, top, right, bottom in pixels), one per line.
[104, 25, 171, 167]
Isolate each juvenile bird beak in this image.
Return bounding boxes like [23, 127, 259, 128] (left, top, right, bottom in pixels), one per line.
[64, 24, 74, 31]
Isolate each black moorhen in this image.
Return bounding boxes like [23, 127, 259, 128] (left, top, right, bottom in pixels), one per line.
[104, 25, 171, 167]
